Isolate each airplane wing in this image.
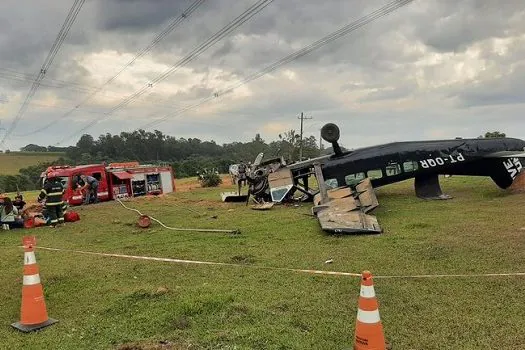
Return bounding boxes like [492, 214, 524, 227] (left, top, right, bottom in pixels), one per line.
[312, 178, 382, 234]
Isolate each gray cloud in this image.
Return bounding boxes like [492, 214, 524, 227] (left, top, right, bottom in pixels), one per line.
[416, 0, 525, 53]
[0, 0, 524, 151]
[452, 64, 525, 108]
[96, 0, 189, 32]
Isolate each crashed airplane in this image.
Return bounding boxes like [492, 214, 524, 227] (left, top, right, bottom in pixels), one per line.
[222, 123, 525, 234]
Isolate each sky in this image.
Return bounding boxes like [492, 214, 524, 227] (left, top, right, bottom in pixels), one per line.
[0, 0, 524, 151]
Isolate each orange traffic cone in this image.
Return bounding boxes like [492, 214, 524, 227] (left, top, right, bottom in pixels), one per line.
[11, 236, 58, 332]
[354, 271, 386, 350]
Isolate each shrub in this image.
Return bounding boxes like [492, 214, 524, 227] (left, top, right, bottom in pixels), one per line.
[198, 168, 222, 187]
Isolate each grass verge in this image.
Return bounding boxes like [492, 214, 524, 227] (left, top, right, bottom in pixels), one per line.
[0, 152, 64, 175]
[0, 176, 524, 349]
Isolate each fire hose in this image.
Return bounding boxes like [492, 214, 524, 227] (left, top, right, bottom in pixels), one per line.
[115, 198, 240, 234]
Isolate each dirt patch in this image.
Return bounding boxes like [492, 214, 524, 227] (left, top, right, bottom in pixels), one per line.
[117, 340, 195, 350]
[508, 172, 525, 194]
[175, 175, 235, 192]
[175, 181, 201, 193]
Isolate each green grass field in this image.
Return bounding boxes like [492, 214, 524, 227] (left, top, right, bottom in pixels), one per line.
[0, 152, 64, 175]
[1, 177, 524, 349]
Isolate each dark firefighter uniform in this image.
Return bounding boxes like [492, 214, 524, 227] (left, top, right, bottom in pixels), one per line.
[38, 178, 65, 226]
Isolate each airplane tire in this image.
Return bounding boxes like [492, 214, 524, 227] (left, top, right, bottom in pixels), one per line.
[321, 123, 340, 143]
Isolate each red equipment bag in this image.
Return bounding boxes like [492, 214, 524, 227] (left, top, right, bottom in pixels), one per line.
[23, 217, 35, 229]
[64, 211, 80, 222]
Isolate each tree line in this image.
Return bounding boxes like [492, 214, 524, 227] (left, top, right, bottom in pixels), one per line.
[0, 129, 323, 193]
[1, 128, 509, 194]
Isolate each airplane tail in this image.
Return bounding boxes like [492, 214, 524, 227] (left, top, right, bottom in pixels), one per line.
[485, 154, 525, 189]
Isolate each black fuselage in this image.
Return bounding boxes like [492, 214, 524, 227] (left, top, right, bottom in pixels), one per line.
[321, 137, 525, 189]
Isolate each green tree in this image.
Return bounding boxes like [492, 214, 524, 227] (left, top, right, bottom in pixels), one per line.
[76, 134, 95, 151]
[481, 131, 506, 138]
[0, 174, 31, 193]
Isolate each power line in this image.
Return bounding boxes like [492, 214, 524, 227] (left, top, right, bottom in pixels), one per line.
[16, 0, 207, 138]
[0, 0, 86, 148]
[0, 67, 204, 124]
[0, 67, 100, 94]
[0, 67, 201, 109]
[0, 97, 151, 120]
[133, 0, 416, 132]
[56, 0, 275, 145]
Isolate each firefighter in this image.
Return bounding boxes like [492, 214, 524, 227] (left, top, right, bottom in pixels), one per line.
[38, 177, 65, 227]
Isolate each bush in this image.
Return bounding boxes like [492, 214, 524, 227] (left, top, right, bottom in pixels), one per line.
[0, 174, 32, 193]
[198, 169, 222, 187]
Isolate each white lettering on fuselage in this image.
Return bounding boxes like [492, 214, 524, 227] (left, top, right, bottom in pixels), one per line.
[503, 158, 523, 180]
[419, 153, 465, 169]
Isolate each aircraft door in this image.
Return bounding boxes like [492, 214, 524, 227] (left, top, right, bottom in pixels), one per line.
[91, 171, 108, 198]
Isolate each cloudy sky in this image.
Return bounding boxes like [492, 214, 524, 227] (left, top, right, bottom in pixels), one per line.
[0, 0, 524, 151]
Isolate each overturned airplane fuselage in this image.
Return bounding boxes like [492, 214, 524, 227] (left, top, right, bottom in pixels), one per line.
[232, 123, 525, 234]
[322, 136, 525, 195]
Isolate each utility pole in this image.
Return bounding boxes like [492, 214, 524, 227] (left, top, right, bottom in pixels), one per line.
[297, 112, 312, 161]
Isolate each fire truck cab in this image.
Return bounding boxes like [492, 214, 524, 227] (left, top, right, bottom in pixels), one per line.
[41, 164, 111, 205]
[40, 162, 176, 206]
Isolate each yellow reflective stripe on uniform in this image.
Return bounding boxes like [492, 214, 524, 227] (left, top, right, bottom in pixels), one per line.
[46, 202, 64, 206]
[48, 191, 64, 196]
[40, 189, 47, 195]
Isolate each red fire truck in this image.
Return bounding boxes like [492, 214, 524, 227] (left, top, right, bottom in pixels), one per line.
[40, 162, 176, 205]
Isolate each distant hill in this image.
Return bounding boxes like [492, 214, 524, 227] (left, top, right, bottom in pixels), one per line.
[20, 144, 71, 152]
[0, 151, 64, 175]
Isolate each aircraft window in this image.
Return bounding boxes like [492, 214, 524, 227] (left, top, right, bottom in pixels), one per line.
[270, 185, 294, 202]
[403, 161, 419, 172]
[366, 169, 383, 179]
[345, 172, 365, 185]
[325, 178, 338, 189]
[385, 163, 401, 176]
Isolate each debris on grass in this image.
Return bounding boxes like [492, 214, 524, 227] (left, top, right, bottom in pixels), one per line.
[251, 202, 274, 210]
[230, 254, 256, 264]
